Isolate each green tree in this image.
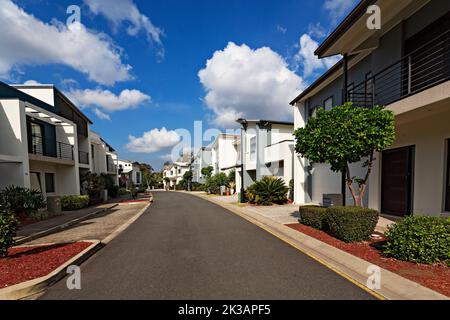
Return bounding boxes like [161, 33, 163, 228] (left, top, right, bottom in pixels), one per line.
[201, 166, 214, 178]
[182, 170, 194, 191]
[294, 103, 395, 206]
[205, 173, 229, 194]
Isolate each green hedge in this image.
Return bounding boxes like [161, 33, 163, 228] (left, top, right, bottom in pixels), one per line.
[326, 206, 379, 243]
[298, 206, 328, 230]
[61, 195, 90, 211]
[384, 216, 450, 265]
[298, 205, 379, 243]
[0, 210, 17, 257]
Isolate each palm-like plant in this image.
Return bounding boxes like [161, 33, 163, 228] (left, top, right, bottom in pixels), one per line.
[246, 176, 289, 206]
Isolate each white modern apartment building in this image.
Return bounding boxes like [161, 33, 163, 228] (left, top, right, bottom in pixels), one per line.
[191, 147, 212, 183]
[211, 134, 240, 176]
[291, 0, 450, 217]
[163, 162, 191, 189]
[235, 120, 294, 193]
[90, 131, 119, 184]
[0, 82, 88, 198]
[0, 81, 120, 198]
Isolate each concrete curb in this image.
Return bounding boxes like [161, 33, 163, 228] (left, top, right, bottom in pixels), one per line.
[102, 202, 151, 244]
[187, 192, 449, 300]
[1, 201, 151, 300]
[15, 204, 119, 245]
[0, 240, 103, 300]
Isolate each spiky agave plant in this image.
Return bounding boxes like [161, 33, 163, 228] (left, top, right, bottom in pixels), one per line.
[250, 176, 289, 206]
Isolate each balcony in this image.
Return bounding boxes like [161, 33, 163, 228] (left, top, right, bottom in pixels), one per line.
[349, 31, 450, 108]
[264, 140, 294, 164]
[29, 134, 74, 160]
[78, 151, 89, 165]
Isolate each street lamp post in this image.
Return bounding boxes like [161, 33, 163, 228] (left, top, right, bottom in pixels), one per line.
[236, 118, 248, 203]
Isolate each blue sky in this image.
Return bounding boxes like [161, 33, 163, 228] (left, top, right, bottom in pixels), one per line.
[1, 0, 357, 169]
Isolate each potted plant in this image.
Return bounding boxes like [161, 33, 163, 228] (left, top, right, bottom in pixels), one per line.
[229, 182, 236, 195]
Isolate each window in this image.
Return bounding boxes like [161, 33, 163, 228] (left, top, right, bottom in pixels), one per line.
[136, 172, 141, 184]
[324, 96, 333, 111]
[91, 144, 94, 159]
[250, 136, 256, 161]
[30, 172, 42, 193]
[308, 106, 320, 118]
[45, 173, 55, 193]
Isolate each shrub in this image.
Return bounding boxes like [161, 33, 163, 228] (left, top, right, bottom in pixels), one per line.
[384, 216, 450, 265]
[0, 186, 46, 217]
[0, 209, 18, 257]
[119, 188, 129, 196]
[205, 173, 229, 194]
[288, 179, 294, 202]
[246, 176, 288, 206]
[326, 206, 379, 242]
[192, 182, 206, 192]
[61, 195, 90, 211]
[108, 185, 120, 198]
[299, 206, 328, 230]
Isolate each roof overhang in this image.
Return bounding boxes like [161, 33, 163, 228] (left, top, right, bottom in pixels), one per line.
[315, 0, 431, 58]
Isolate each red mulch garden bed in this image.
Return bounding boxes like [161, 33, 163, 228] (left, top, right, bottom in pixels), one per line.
[286, 223, 450, 297]
[0, 242, 91, 288]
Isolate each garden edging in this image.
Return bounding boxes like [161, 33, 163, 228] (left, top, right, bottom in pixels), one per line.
[0, 240, 102, 300]
[186, 192, 449, 300]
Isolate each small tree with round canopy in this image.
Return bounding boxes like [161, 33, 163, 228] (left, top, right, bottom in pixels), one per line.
[294, 102, 395, 207]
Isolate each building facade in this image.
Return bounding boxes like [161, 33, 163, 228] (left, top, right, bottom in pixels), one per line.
[236, 120, 294, 192]
[191, 147, 212, 183]
[291, 0, 450, 217]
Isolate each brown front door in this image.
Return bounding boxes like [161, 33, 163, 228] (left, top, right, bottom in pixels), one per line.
[381, 146, 414, 216]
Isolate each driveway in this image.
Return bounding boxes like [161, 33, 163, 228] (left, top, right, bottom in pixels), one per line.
[40, 191, 375, 299]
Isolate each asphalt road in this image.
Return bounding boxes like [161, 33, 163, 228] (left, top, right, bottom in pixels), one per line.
[40, 192, 374, 300]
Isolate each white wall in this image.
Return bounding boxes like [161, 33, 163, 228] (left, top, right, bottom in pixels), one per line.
[293, 103, 307, 204]
[369, 105, 450, 216]
[14, 86, 56, 107]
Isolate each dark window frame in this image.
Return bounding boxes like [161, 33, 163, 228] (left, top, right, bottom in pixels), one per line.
[323, 96, 334, 110]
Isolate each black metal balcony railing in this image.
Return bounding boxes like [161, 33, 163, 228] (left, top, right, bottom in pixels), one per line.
[348, 30, 450, 108]
[30, 134, 74, 160]
[78, 151, 89, 165]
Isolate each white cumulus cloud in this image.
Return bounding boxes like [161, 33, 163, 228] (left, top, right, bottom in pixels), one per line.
[323, 0, 358, 25]
[84, 0, 164, 58]
[0, 0, 131, 85]
[198, 42, 305, 128]
[66, 88, 151, 113]
[93, 108, 111, 120]
[126, 128, 181, 153]
[294, 34, 341, 79]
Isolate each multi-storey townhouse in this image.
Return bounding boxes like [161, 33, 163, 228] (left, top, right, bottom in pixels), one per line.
[291, 0, 450, 217]
[0, 81, 122, 199]
[235, 119, 294, 194]
[163, 161, 191, 189]
[90, 131, 118, 185]
[210, 134, 240, 176]
[191, 147, 212, 183]
[0, 81, 91, 198]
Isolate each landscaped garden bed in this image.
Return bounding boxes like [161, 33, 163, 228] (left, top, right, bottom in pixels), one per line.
[0, 242, 91, 288]
[286, 223, 450, 297]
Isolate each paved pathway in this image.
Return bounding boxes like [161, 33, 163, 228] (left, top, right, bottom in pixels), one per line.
[40, 192, 374, 300]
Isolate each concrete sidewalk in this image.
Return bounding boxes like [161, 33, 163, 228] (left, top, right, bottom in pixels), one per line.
[24, 202, 148, 246]
[15, 203, 119, 244]
[188, 191, 448, 300]
[205, 192, 394, 232]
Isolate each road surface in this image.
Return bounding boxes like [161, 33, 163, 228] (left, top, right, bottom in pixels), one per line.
[41, 192, 374, 300]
